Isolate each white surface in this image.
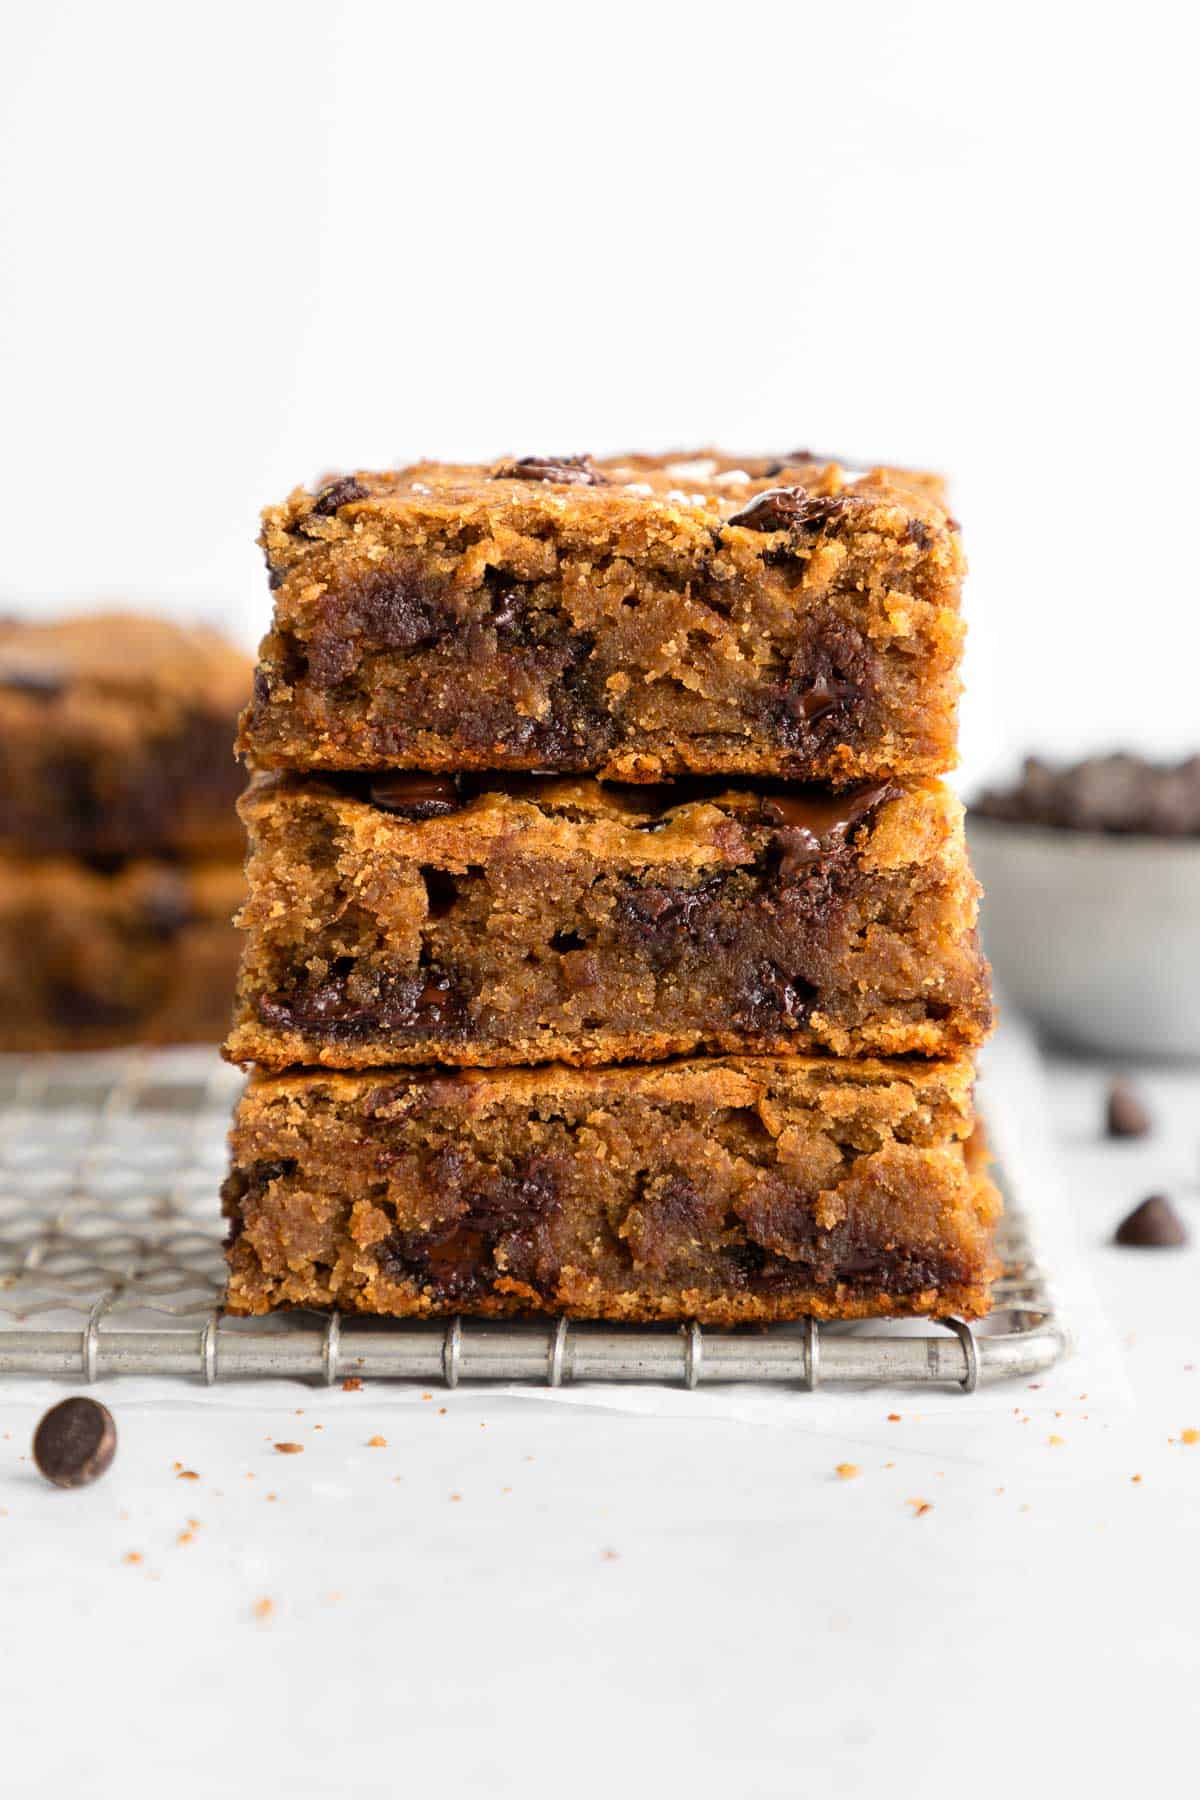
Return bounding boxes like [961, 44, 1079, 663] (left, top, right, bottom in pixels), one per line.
[3, 1018, 1198, 1797]
[2, 0, 1199, 788]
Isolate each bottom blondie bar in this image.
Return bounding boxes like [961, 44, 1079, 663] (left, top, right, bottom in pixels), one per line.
[0, 857, 243, 1051]
[223, 1057, 999, 1324]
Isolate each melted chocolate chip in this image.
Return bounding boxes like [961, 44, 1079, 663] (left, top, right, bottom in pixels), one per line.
[33, 1398, 117, 1489]
[793, 674, 861, 725]
[490, 456, 606, 487]
[368, 773, 461, 819]
[257, 968, 465, 1040]
[311, 475, 369, 516]
[760, 782, 892, 871]
[727, 486, 847, 533]
[1106, 1079, 1152, 1140]
[1114, 1194, 1188, 1248]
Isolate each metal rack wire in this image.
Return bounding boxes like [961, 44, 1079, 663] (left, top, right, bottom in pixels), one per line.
[0, 1048, 1067, 1391]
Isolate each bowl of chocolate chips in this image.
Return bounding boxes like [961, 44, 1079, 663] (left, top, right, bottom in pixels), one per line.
[968, 754, 1200, 1057]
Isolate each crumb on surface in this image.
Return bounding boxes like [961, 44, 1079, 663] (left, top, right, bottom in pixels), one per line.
[253, 1597, 274, 1623]
[887, 1413, 901, 1422]
[342, 1378, 363, 1392]
[177, 1469, 199, 1481]
[1181, 1428, 1199, 1446]
[123, 1551, 143, 1565]
[367, 1435, 387, 1448]
[275, 1442, 304, 1454]
[601, 1548, 620, 1561]
[1049, 1435, 1066, 1447]
[450, 1492, 462, 1502]
[906, 1498, 933, 1517]
[834, 1463, 861, 1480]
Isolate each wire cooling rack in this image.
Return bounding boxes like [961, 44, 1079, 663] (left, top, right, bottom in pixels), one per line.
[0, 1048, 1067, 1392]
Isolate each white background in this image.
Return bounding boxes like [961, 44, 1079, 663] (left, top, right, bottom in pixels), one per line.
[2, 0, 1198, 791]
[3, 9, 1200, 1793]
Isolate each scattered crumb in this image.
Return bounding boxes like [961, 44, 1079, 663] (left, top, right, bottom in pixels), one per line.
[245, 1472, 256, 1481]
[438, 1407, 447, 1416]
[266, 1493, 278, 1503]
[601, 1549, 620, 1562]
[883, 1461, 895, 1470]
[905, 1498, 932, 1518]
[887, 1413, 901, 1423]
[1181, 1428, 1199, 1446]
[313, 1425, 323, 1431]
[177, 1470, 199, 1481]
[367, 1435, 387, 1448]
[450, 1492, 462, 1503]
[123, 1552, 143, 1565]
[177, 1530, 195, 1546]
[1049, 1435, 1066, 1447]
[1131, 1474, 1143, 1484]
[421, 1392, 432, 1401]
[342, 1378, 363, 1393]
[834, 1463, 861, 1480]
[1020, 1504, 1032, 1513]
[253, 1597, 274, 1624]
[326, 1591, 343, 1604]
[274, 1442, 304, 1455]
[994, 1487, 1005, 1495]
[502, 1486, 512, 1495]
[172, 1461, 182, 1472]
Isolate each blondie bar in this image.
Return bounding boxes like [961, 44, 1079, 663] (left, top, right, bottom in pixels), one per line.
[0, 614, 250, 857]
[226, 771, 991, 1069]
[222, 1055, 999, 1323]
[0, 857, 244, 1051]
[240, 452, 964, 784]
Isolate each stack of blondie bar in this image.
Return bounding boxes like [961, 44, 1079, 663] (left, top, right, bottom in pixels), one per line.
[0, 614, 249, 1051]
[222, 452, 998, 1324]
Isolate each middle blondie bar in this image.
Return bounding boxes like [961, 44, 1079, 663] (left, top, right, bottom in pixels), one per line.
[225, 769, 990, 1069]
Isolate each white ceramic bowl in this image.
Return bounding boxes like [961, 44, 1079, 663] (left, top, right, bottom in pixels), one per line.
[968, 816, 1200, 1058]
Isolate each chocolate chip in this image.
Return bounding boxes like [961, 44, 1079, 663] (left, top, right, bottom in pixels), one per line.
[727, 486, 847, 533]
[1106, 1079, 1152, 1139]
[311, 475, 369, 516]
[368, 773, 461, 818]
[490, 456, 606, 487]
[973, 753, 1200, 837]
[33, 1397, 117, 1488]
[1113, 1195, 1188, 1248]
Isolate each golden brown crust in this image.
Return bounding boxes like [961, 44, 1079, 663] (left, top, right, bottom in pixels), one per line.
[222, 1055, 1001, 1324]
[225, 772, 992, 1069]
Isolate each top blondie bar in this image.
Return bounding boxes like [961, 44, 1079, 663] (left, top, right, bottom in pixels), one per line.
[240, 450, 965, 784]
